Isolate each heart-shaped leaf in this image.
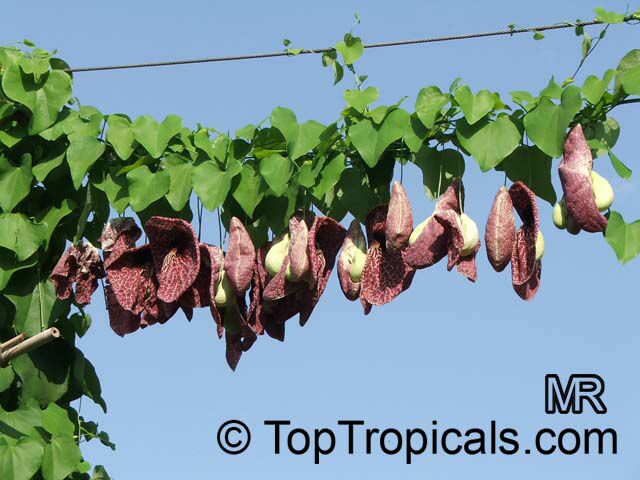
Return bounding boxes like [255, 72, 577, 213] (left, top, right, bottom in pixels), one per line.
[126, 166, 170, 212]
[258, 154, 293, 196]
[496, 145, 557, 205]
[605, 211, 640, 264]
[523, 86, 582, 158]
[581, 69, 616, 105]
[67, 136, 106, 189]
[0, 154, 32, 212]
[454, 86, 496, 125]
[412, 147, 465, 199]
[42, 436, 82, 480]
[349, 108, 409, 167]
[1, 66, 71, 134]
[415, 86, 449, 129]
[0, 437, 44, 480]
[132, 115, 182, 159]
[335, 33, 363, 65]
[344, 86, 379, 112]
[232, 162, 264, 217]
[0, 213, 48, 261]
[192, 161, 233, 211]
[456, 116, 521, 171]
[165, 162, 192, 211]
[106, 115, 136, 160]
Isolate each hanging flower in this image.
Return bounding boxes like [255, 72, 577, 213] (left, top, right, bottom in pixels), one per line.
[359, 202, 415, 309]
[509, 182, 542, 301]
[484, 187, 516, 272]
[51, 241, 104, 306]
[144, 216, 200, 303]
[405, 180, 479, 282]
[559, 125, 608, 233]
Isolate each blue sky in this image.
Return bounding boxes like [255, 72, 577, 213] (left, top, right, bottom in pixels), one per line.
[4, 1, 639, 478]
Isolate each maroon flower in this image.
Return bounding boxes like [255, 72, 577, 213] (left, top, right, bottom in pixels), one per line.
[360, 205, 415, 309]
[299, 215, 346, 325]
[51, 241, 104, 306]
[559, 125, 607, 233]
[509, 182, 542, 301]
[144, 217, 200, 303]
[405, 180, 478, 282]
[484, 187, 516, 272]
[100, 218, 142, 268]
[337, 220, 367, 301]
[224, 218, 256, 296]
[385, 181, 413, 252]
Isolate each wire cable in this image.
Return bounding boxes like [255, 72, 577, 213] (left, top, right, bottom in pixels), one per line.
[65, 19, 609, 73]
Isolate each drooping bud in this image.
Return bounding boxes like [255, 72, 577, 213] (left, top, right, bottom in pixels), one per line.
[337, 219, 367, 301]
[224, 217, 256, 295]
[558, 125, 607, 233]
[385, 181, 413, 252]
[484, 187, 516, 272]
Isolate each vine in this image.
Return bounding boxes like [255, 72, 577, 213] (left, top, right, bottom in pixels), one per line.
[0, 6, 638, 479]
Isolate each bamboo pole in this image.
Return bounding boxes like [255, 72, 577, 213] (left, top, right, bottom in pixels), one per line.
[0, 328, 61, 367]
[0, 333, 26, 351]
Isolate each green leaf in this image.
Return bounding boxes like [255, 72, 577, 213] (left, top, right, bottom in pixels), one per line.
[291, 121, 324, 160]
[453, 86, 496, 125]
[132, 115, 183, 158]
[0, 249, 37, 292]
[36, 199, 74, 247]
[412, 147, 465, 200]
[12, 338, 73, 407]
[92, 172, 129, 214]
[533, 31, 545, 40]
[67, 137, 106, 189]
[92, 465, 111, 480]
[616, 49, 640, 95]
[106, 115, 135, 160]
[594, 7, 626, 24]
[523, 86, 582, 158]
[191, 161, 233, 211]
[608, 151, 632, 180]
[605, 212, 640, 264]
[42, 436, 82, 480]
[415, 86, 449, 128]
[337, 168, 379, 222]
[42, 404, 74, 437]
[126, 166, 170, 212]
[581, 69, 616, 104]
[33, 144, 66, 182]
[344, 86, 379, 112]
[232, 163, 263, 217]
[584, 117, 620, 158]
[312, 154, 345, 198]
[539, 77, 563, 99]
[165, 163, 193, 211]
[0, 214, 47, 261]
[297, 160, 315, 188]
[349, 108, 409, 167]
[456, 116, 521, 171]
[335, 33, 363, 65]
[0, 367, 14, 392]
[0, 437, 44, 480]
[4, 278, 65, 336]
[1, 67, 72, 134]
[497, 145, 557, 205]
[69, 351, 107, 413]
[193, 129, 216, 159]
[258, 154, 293, 196]
[70, 311, 92, 338]
[0, 154, 32, 212]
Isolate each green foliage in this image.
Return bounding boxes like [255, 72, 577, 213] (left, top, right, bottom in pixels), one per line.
[0, 9, 638, 478]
